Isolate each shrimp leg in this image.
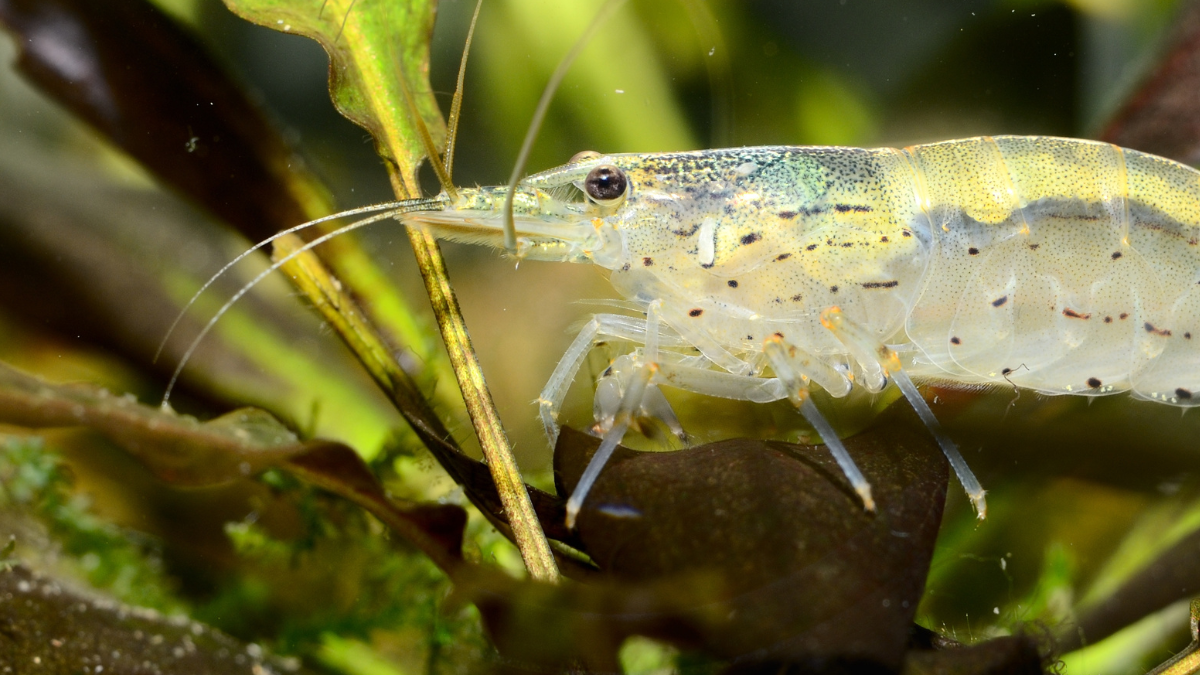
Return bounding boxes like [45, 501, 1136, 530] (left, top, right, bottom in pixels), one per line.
[763, 336, 875, 512]
[591, 302, 688, 441]
[820, 307, 988, 519]
[537, 311, 687, 445]
[565, 301, 676, 529]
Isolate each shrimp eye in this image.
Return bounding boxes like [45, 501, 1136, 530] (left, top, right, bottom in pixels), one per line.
[570, 149, 602, 164]
[584, 165, 627, 203]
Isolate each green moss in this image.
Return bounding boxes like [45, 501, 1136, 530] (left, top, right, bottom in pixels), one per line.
[199, 495, 487, 673]
[0, 436, 183, 611]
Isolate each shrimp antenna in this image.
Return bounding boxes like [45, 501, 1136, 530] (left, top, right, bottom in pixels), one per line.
[153, 200, 419, 365]
[160, 198, 445, 407]
[502, 0, 628, 252]
[444, 0, 484, 181]
[396, 62, 458, 199]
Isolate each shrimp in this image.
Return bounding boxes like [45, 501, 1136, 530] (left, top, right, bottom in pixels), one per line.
[398, 135, 1200, 526]
[158, 7, 1200, 530]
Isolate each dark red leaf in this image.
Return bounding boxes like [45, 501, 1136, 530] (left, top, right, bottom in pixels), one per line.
[1099, 1, 1200, 163]
[555, 403, 949, 669]
[0, 0, 323, 241]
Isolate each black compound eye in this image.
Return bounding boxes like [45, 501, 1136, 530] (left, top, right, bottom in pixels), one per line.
[584, 165, 628, 203]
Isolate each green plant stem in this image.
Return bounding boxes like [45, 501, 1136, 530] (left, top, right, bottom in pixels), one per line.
[1148, 599, 1200, 675]
[272, 232, 557, 581]
[403, 222, 559, 584]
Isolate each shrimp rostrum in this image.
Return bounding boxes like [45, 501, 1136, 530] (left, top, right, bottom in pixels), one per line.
[401, 134, 1200, 527]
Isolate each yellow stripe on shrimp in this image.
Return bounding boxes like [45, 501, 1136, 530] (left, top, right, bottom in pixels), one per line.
[404, 134, 1200, 522]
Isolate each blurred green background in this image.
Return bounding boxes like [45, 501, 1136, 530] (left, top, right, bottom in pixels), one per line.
[5, 0, 1200, 672]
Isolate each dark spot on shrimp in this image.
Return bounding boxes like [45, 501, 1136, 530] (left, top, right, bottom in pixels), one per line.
[778, 211, 798, 219]
[642, 256, 654, 266]
[775, 253, 792, 261]
[1087, 377, 1102, 389]
[902, 230, 912, 237]
[950, 336, 961, 345]
[806, 244, 819, 251]
[1029, 243, 1040, 250]
[862, 280, 899, 289]
[746, 335, 753, 340]
[689, 308, 703, 317]
[1191, 238, 1199, 246]
[1145, 322, 1172, 336]
[841, 242, 854, 248]
[827, 239, 834, 246]
[741, 233, 761, 245]
[700, 262, 714, 269]
[773, 332, 785, 339]
[1187, 332, 1193, 339]
[1120, 312, 1129, 320]
[834, 204, 872, 213]
[727, 280, 739, 288]
[791, 293, 803, 302]
[669, 222, 700, 237]
[620, 263, 631, 271]
[992, 296, 1008, 307]
[1111, 251, 1123, 260]
[1104, 316, 1113, 323]
[830, 285, 839, 293]
[880, 235, 889, 243]
[1178, 388, 1194, 399]
[968, 247, 980, 256]
[1063, 308, 1091, 320]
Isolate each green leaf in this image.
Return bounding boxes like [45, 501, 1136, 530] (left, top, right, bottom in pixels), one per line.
[223, 0, 446, 194]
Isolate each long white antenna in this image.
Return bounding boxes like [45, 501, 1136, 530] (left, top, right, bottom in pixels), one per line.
[153, 200, 417, 365]
[160, 199, 443, 406]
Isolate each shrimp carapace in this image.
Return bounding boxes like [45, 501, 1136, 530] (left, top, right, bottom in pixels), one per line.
[405, 135, 1200, 523]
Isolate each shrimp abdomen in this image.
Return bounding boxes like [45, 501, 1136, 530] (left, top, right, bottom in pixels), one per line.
[903, 136, 1200, 404]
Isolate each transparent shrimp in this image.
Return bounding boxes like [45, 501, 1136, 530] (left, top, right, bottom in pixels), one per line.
[400, 135, 1200, 524]
[165, 5, 1200, 530]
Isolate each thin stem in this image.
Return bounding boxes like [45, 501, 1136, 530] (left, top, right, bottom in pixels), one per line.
[444, 0, 483, 181]
[404, 221, 559, 582]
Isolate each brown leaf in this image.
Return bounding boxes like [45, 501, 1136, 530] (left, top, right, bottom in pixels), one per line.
[555, 403, 949, 669]
[902, 635, 1048, 675]
[0, 563, 319, 674]
[0, 360, 465, 571]
[0, 0, 329, 241]
[1098, 1, 1200, 163]
[456, 566, 726, 674]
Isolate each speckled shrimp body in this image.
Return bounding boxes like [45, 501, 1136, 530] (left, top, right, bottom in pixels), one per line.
[408, 135, 1200, 526]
